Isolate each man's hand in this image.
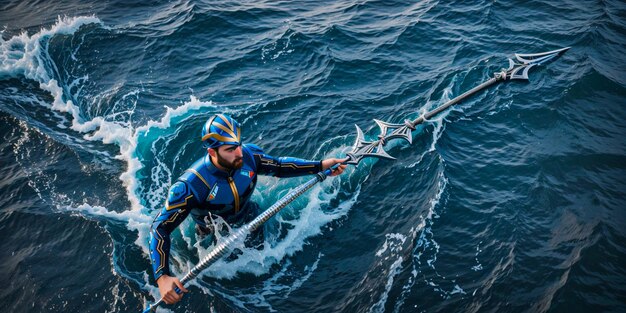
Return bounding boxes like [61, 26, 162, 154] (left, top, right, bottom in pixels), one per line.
[156, 275, 188, 304]
[321, 158, 348, 176]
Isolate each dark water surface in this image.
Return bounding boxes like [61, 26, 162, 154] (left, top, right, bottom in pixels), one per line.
[1, 0, 625, 312]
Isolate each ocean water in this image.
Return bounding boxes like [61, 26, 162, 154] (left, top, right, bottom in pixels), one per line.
[1, 0, 625, 312]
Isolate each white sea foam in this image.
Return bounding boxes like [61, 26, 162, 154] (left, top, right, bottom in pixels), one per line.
[342, 87, 458, 312]
[403, 168, 468, 301]
[0, 15, 214, 257]
[0, 16, 145, 209]
[209, 252, 324, 312]
[0, 16, 102, 80]
[369, 257, 403, 313]
[406, 79, 459, 168]
[391, 169, 451, 312]
[472, 241, 484, 271]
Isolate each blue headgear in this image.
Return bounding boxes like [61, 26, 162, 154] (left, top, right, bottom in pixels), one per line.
[201, 114, 241, 149]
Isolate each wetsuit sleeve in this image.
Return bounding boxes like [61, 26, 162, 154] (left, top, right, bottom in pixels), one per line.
[245, 143, 323, 177]
[149, 181, 196, 281]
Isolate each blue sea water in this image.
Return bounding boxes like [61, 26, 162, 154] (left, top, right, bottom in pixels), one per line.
[1, 0, 625, 312]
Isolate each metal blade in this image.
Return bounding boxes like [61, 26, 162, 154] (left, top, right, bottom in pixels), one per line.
[515, 47, 570, 65]
[503, 47, 569, 81]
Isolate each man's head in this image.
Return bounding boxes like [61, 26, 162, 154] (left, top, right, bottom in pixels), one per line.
[202, 114, 243, 170]
[208, 144, 243, 170]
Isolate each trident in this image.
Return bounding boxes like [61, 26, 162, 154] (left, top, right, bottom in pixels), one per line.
[143, 47, 569, 312]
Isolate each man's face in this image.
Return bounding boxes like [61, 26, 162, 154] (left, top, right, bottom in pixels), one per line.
[214, 144, 243, 170]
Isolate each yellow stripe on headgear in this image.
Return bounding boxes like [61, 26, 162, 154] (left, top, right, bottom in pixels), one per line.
[212, 120, 240, 141]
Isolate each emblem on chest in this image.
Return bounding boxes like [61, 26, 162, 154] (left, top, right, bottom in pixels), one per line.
[208, 184, 219, 201]
[240, 170, 255, 178]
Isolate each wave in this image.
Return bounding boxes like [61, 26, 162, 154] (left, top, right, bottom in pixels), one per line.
[114, 0, 196, 38]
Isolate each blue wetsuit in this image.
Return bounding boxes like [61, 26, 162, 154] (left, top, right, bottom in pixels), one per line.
[149, 144, 322, 280]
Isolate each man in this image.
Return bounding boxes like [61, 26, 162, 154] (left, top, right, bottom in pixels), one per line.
[149, 114, 347, 304]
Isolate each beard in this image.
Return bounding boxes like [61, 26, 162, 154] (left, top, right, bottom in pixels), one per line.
[216, 151, 243, 170]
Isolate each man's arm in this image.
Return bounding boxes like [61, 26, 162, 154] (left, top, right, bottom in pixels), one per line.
[149, 181, 195, 304]
[245, 144, 346, 177]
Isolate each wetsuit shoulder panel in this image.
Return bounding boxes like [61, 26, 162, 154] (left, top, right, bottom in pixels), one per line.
[166, 181, 192, 210]
[178, 158, 213, 202]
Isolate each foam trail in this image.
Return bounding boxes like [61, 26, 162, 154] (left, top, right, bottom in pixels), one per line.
[369, 233, 407, 313]
[363, 81, 458, 313]
[367, 168, 448, 312]
[0, 17, 222, 254]
[209, 252, 323, 312]
[392, 169, 449, 312]
[406, 77, 460, 168]
[403, 169, 467, 301]
[64, 203, 151, 224]
[124, 95, 216, 212]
